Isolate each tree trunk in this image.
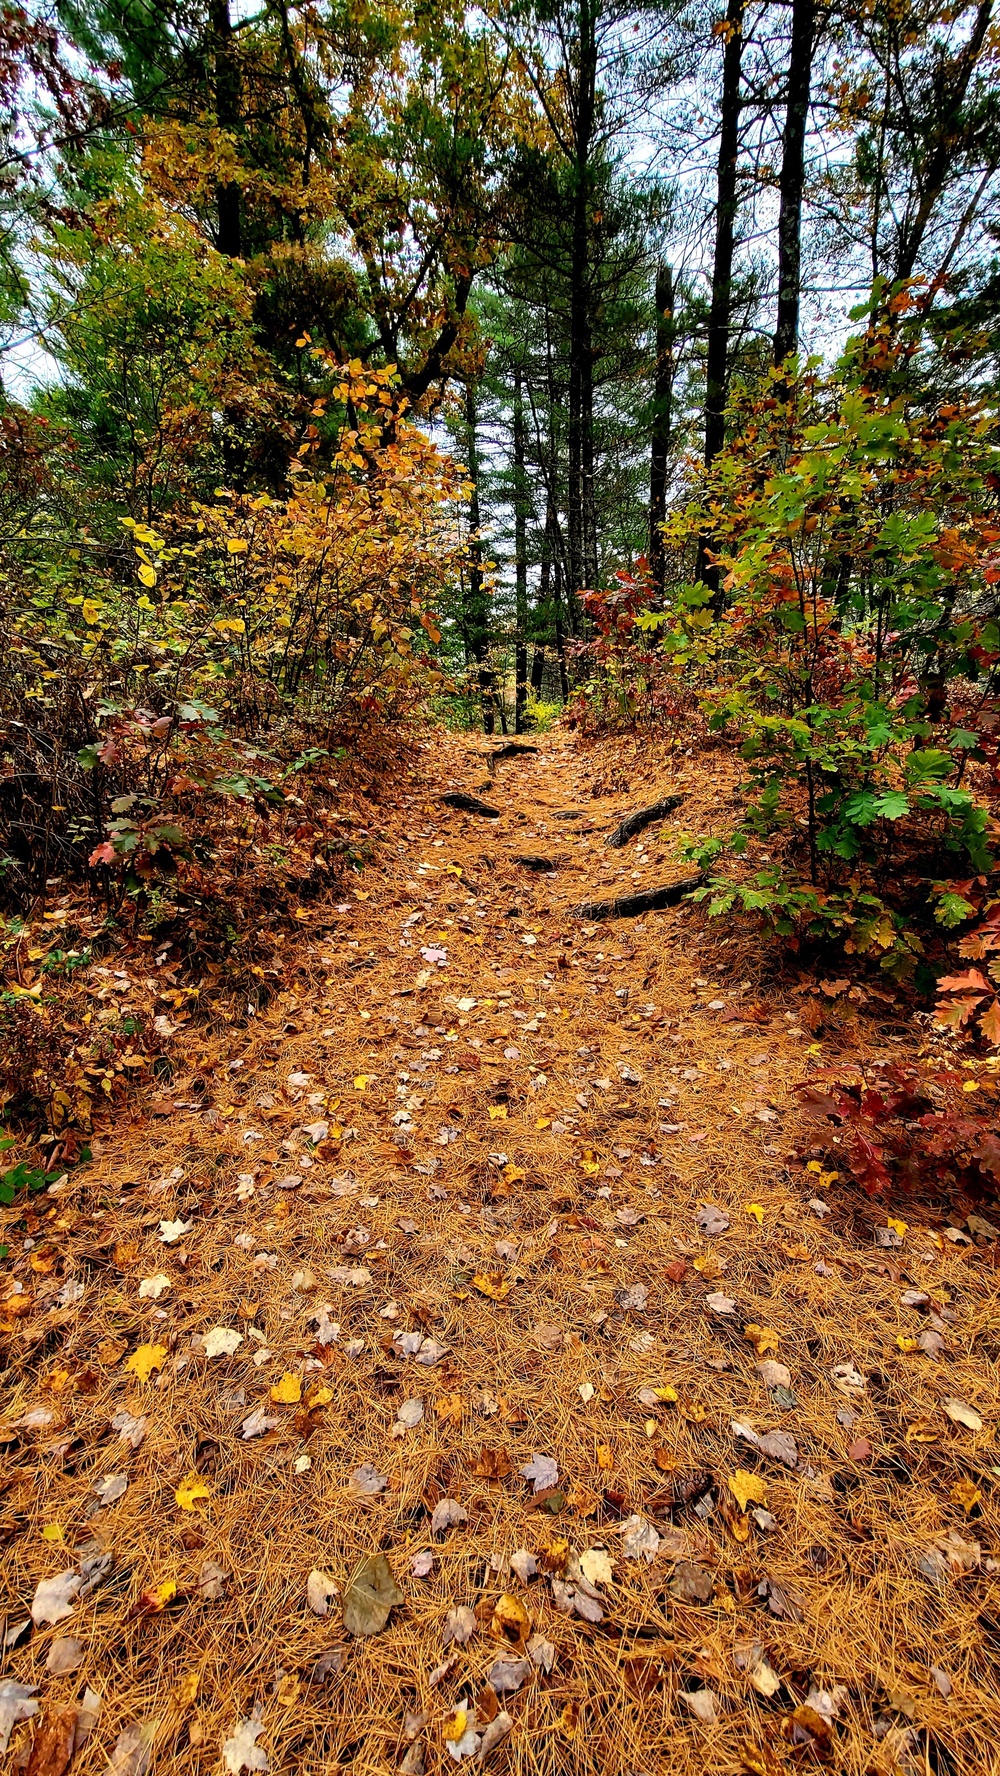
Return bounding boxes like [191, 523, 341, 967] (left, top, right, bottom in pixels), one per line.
[465, 383, 495, 734]
[211, 0, 242, 259]
[513, 370, 529, 732]
[773, 0, 816, 366]
[649, 262, 675, 595]
[567, 0, 597, 607]
[894, 0, 994, 281]
[703, 0, 744, 469]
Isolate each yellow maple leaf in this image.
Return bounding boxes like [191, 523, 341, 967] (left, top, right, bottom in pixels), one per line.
[744, 1203, 765, 1224]
[42, 1523, 64, 1542]
[175, 1473, 211, 1512]
[896, 1335, 918, 1353]
[693, 1253, 723, 1278]
[728, 1469, 768, 1511]
[305, 1385, 333, 1409]
[744, 1324, 779, 1356]
[270, 1372, 302, 1404]
[174, 1672, 199, 1707]
[125, 1343, 168, 1383]
[596, 1442, 614, 1471]
[535, 1117, 551, 1129]
[488, 1104, 508, 1120]
[353, 1075, 369, 1090]
[473, 1272, 512, 1302]
[951, 1478, 982, 1514]
[887, 1216, 908, 1238]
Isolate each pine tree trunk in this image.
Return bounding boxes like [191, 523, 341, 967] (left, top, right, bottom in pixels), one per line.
[649, 263, 675, 595]
[211, 0, 242, 258]
[513, 370, 529, 732]
[773, 0, 815, 366]
[465, 384, 495, 734]
[703, 0, 744, 470]
[567, 0, 597, 606]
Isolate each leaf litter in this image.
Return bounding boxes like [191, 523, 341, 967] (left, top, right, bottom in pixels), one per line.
[3, 729, 1000, 1776]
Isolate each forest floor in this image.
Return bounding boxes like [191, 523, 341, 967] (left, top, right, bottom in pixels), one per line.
[2, 727, 999, 1776]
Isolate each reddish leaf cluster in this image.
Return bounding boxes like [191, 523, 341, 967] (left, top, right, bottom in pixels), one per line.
[797, 1063, 1000, 1198]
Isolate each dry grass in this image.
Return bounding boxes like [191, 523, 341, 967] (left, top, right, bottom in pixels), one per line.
[2, 725, 999, 1776]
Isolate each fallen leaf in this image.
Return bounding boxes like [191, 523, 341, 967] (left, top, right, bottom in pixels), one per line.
[757, 1430, 798, 1468]
[617, 1514, 660, 1561]
[472, 1446, 512, 1479]
[473, 1272, 511, 1302]
[24, 1701, 77, 1776]
[195, 1559, 229, 1600]
[669, 1562, 714, 1604]
[442, 1605, 477, 1647]
[138, 1275, 171, 1301]
[222, 1709, 267, 1774]
[491, 1592, 530, 1649]
[757, 1360, 791, 1390]
[0, 1682, 40, 1752]
[431, 1496, 468, 1534]
[443, 1701, 479, 1760]
[943, 1397, 983, 1432]
[240, 1406, 279, 1440]
[105, 1722, 157, 1776]
[158, 1219, 192, 1244]
[111, 1411, 148, 1449]
[131, 1580, 176, 1617]
[520, 1452, 558, 1493]
[735, 1641, 781, 1698]
[124, 1344, 167, 1383]
[951, 1478, 982, 1514]
[175, 1474, 211, 1512]
[697, 1205, 730, 1236]
[45, 1639, 84, 1676]
[706, 1292, 737, 1316]
[744, 1324, 779, 1357]
[348, 1462, 387, 1497]
[744, 1203, 765, 1225]
[342, 1552, 403, 1636]
[203, 1328, 243, 1359]
[757, 1574, 804, 1620]
[436, 1393, 464, 1427]
[579, 1548, 614, 1586]
[487, 1658, 531, 1695]
[509, 1549, 538, 1585]
[916, 1528, 981, 1587]
[728, 1470, 768, 1511]
[31, 1572, 81, 1626]
[93, 1473, 128, 1508]
[306, 1570, 339, 1616]
[270, 1373, 301, 1404]
[681, 1689, 717, 1724]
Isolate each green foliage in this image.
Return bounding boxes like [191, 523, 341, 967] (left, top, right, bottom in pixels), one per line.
[647, 295, 1000, 969]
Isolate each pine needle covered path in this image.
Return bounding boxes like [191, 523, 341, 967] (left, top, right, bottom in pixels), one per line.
[3, 730, 999, 1776]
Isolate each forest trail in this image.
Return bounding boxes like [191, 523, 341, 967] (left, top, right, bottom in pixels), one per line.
[3, 728, 998, 1776]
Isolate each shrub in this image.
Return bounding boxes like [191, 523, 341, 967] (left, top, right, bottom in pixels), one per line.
[644, 291, 1000, 973]
[796, 1059, 1000, 1198]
